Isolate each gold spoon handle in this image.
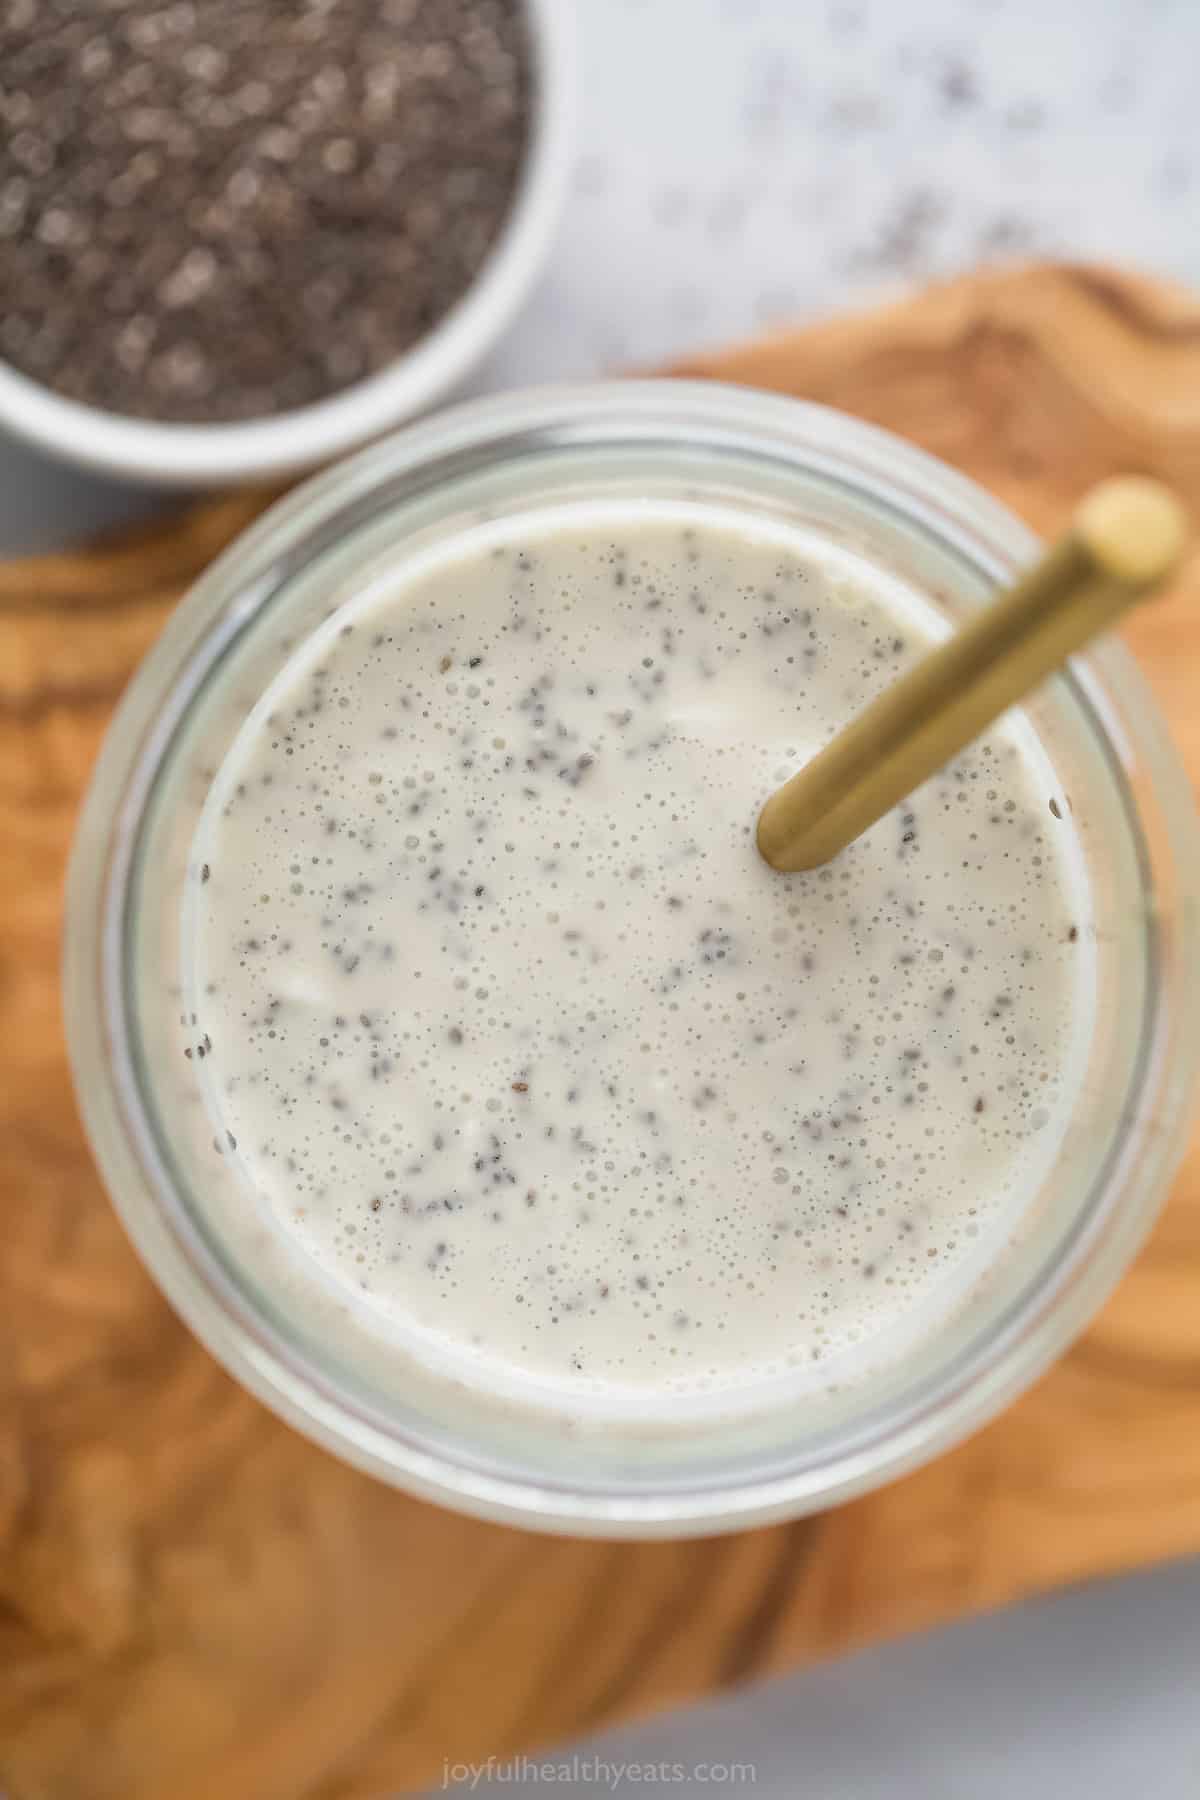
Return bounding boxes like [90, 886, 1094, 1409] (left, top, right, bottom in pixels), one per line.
[756, 477, 1188, 873]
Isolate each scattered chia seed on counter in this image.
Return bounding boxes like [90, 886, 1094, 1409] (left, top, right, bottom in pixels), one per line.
[183, 500, 1094, 1415]
[0, 0, 531, 421]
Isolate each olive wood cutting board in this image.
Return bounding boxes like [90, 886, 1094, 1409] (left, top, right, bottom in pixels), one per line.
[2, 263, 1200, 1800]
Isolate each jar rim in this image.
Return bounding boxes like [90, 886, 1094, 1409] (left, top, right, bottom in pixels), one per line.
[64, 381, 1200, 1533]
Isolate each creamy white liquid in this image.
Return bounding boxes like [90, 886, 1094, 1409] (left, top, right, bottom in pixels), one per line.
[185, 501, 1093, 1422]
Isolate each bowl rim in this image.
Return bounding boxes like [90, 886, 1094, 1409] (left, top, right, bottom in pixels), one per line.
[0, 0, 573, 488]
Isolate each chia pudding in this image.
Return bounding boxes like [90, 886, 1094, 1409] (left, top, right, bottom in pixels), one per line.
[183, 498, 1094, 1419]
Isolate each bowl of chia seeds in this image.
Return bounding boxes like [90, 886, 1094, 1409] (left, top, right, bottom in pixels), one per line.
[0, 0, 572, 487]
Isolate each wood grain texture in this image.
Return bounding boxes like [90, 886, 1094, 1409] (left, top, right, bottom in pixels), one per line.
[2, 263, 1199, 1800]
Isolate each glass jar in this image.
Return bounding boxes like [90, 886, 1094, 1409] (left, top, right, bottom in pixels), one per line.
[64, 383, 1200, 1535]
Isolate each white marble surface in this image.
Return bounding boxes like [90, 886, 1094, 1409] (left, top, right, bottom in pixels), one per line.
[485, 0, 1200, 385]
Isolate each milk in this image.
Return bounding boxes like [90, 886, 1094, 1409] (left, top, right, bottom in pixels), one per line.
[184, 499, 1093, 1424]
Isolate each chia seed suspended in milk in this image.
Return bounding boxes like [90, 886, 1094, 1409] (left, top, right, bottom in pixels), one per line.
[0, 0, 532, 422]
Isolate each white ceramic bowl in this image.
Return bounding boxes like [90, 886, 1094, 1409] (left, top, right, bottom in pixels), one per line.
[0, 0, 572, 489]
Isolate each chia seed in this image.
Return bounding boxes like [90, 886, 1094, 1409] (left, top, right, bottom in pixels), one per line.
[1, 0, 532, 422]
